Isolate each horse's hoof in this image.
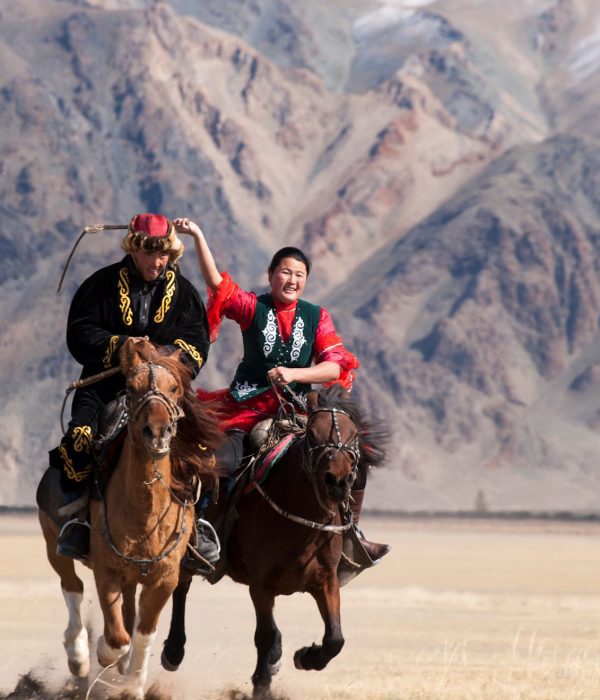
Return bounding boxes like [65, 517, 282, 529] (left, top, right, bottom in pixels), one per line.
[68, 657, 90, 678]
[294, 643, 321, 670]
[97, 635, 130, 668]
[268, 657, 282, 677]
[160, 646, 182, 672]
[251, 682, 272, 699]
[64, 626, 90, 678]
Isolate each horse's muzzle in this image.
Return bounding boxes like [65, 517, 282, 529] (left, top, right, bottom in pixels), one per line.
[142, 425, 173, 459]
[323, 471, 355, 504]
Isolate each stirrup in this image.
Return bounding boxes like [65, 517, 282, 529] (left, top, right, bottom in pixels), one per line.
[56, 518, 91, 561]
[194, 517, 221, 563]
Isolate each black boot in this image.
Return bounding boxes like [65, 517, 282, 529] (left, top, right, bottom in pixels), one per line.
[57, 519, 91, 561]
[350, 490, 390, 563]
[182, 518, 221, 575]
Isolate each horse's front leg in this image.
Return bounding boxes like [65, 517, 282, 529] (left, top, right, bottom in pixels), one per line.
[161, 568, 193, 671]
[249, 584, 282, 697]
[95, 574, 131, 668]
[294, 574, 344, 671]
[117, 579, 175, 696]
[122, 582, 137, 635]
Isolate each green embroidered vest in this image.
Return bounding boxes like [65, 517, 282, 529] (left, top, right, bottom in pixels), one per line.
[230, 295, 321, 402]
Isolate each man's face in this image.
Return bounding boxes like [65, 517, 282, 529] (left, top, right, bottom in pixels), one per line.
[131, 249, 170, 282]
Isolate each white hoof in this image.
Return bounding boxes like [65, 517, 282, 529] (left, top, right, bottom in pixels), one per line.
[97, 635, 130, 668]
[62, 590, 90, 678]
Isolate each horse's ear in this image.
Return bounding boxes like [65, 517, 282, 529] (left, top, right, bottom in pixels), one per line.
[306, 390, 319, 412]
[119, 338, 144, 375]
[168, 348, 183, 363]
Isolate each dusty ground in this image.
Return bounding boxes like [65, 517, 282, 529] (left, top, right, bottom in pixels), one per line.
[0, 514, 599, 699]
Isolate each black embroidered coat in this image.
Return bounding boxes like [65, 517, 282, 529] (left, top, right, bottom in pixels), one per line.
[67, 255, 209, 380]
[53, 255, 209, 490]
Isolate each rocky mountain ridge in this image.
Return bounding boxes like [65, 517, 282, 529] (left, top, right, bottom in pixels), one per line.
[1, 0, 600, 511]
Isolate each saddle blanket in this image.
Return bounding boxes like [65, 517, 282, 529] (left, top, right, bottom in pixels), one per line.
[243, 433, 297, 495]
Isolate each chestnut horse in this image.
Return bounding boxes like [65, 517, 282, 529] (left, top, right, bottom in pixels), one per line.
[162, 384, 386, 697]
[38, 338, 222, 699]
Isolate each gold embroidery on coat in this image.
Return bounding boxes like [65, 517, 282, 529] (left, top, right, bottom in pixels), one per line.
[118, 268, 133, 326]
[59, 444, 92, 482]
[174, 338, 203, 367]
[103, 335, 119, 368]
[72, 425, 93, 453]
[154, 270, 176, 323]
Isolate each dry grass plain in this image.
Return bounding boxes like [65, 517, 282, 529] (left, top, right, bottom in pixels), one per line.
[0, 513, 599, 699]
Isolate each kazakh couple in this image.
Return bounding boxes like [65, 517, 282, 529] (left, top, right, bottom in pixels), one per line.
[49, 213, 389, 569]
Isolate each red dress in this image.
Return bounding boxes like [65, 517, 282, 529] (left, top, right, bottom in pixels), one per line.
[197, 273, 360, 431]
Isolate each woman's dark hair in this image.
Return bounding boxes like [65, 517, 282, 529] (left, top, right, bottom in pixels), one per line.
[268, 247, 311, 275]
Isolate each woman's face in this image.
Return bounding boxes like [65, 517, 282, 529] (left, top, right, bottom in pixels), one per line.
[268, 256, 308, 304]
[131, 249, 170, 282]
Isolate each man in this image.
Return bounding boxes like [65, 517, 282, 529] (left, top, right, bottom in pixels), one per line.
[51, 213, 211, 561]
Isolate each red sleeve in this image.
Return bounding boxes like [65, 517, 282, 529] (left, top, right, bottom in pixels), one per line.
[206, 272, 256, 341]
[314, 307, 360, 390]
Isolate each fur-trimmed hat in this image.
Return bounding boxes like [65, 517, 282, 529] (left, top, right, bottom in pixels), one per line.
[58, 213, 185, 292]
[121, 213, 184, 261]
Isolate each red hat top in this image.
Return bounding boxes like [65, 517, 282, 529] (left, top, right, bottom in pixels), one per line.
[127, 213, 176, 251]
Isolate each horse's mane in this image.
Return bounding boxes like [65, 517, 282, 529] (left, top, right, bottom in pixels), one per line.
[134, 344, 224, 497]
[314, 384, 388, 470]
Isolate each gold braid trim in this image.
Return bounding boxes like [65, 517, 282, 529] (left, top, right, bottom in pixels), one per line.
[118, 268, 133, 326]
[174, 338, 203, 368]
[103, 335, 119, 369]
[72, 425, 93, 453]
[154, 270, 176, 323]
[59, 444, 92, 482]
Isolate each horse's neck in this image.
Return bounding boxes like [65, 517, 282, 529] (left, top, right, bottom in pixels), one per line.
[110, 439, 173, 522]
[279, 442, 337, 520]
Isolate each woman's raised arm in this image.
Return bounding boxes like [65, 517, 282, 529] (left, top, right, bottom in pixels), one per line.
[173, 218, 223, 291]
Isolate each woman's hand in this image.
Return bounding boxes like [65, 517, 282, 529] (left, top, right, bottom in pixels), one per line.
[173, 219, 223, 290]
[268, 366, 296, 386]
[173, 217, 202, 238]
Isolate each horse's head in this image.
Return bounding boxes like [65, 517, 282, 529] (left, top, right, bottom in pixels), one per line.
[304, 388, 360, 505]
[120, 338, 186, 459]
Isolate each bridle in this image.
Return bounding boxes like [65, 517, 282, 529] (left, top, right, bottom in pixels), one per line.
[251, 405, 360, 534]
[303, 407, 361, 478]
[125, 362, 185, 437]
[102, 360, 190, 576]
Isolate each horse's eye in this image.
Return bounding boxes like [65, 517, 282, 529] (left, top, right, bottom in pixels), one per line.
[170, 386, 178, 394]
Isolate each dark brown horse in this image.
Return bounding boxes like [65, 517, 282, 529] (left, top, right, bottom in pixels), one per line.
[161, 384, 387, 696]
[39, 338, 222, 699]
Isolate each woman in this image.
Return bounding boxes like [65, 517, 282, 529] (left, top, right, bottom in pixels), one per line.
[175, 218, 389, 567]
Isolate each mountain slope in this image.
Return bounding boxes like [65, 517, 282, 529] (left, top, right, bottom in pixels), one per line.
[2, 0, 600, 509]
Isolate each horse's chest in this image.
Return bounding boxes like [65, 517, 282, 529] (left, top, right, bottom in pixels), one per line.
[261, 546, 333, 594]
